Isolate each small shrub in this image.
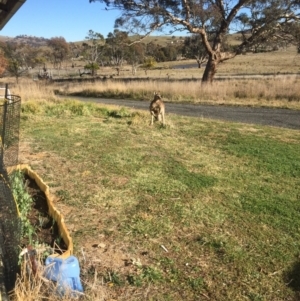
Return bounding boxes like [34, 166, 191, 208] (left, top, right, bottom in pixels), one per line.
[94, 106, 110, 117]
[45, 100, 94, 117]
[104, 271, 125, 286]
[128, 111, 147, 125]
[127, 266, 163, 287]
[108, 107, 132, 118]
[234, 90, 247, 99]
[21, 102, 41, 114]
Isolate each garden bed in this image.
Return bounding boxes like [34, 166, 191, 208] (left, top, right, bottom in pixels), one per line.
[20, 173, 68, 252]
[8, 165, 73, 258]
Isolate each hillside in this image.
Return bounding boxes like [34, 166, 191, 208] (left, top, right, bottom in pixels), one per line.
[0, 34, 49, 47]
[0, 33, 263, 48]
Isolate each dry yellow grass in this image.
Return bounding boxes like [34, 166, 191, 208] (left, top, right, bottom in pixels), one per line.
[1, 73, 299, 110]
[218, 47, 300, 75]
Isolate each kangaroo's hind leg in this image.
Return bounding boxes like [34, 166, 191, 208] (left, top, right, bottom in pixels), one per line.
[150, 112, 155, 125]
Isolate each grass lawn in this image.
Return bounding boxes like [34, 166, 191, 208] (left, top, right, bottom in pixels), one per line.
[17, 99, 300, 300]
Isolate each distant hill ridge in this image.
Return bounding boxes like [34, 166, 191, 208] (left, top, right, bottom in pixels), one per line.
[0, 34, 49, 46]
[0, 33, 240, 47]
[0, 34, 186, 47]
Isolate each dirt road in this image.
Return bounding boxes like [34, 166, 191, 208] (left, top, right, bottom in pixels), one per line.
[73, 96, 300, 130]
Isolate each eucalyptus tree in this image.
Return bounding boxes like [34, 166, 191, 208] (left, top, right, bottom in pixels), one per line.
[145, 41, 162, 60]
[161, 44, 179, 61]
[280, 21, 300, 53]
[69, 42, 82, 67]
[47, 37, 70, 69]
[105, 29, 131, 75]
[1, 42, 32, 82]
[0, 49, 7, 77]
[183, 35, 208, 68]
[82, 30, 105, 76]
[127, 42, 145, 75]
[89, 0, 300, 83]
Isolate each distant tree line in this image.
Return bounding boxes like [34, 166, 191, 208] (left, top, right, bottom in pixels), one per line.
[90, 0, 300, 83]
[0, 24, 299, 82]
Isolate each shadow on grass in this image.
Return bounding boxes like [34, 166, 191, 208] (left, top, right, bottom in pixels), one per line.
[283, 260, 300, 300]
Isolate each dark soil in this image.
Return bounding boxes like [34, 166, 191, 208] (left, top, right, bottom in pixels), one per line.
[22, 174, 67, 253]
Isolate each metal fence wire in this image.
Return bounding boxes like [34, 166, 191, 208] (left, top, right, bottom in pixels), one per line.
[0, 90, 22, 293]
[1, 95, 21, 167]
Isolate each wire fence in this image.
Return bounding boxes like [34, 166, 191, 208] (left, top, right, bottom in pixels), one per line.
[0, 90, 22, 293]
[1, 95, 21, 167]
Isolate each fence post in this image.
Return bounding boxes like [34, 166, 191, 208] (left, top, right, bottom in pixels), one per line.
[0, 86, 8, 164]
[4, 84, 8, 100]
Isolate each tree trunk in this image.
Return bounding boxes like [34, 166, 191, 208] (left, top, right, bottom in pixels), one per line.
[201, 55, 219, 83]
[132, 65, 137, 75]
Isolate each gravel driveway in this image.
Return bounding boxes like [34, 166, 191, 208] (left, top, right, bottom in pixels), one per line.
[73, 96, 300, 130]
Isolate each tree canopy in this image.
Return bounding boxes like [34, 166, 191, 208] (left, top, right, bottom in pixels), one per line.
[47, 37, 70, 69]
[90, 0, 300, 82]
[0, 50, 7, 77]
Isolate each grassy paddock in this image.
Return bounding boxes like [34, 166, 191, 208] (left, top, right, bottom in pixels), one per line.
[2, 48, 299, 299]
[217, 47, 300, 75]
[0, 46, 299, 109]
[2, 76, 300, 110]
[13, 99, 300, 300]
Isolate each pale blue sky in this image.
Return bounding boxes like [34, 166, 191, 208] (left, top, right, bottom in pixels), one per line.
[0, 0, 121, 42]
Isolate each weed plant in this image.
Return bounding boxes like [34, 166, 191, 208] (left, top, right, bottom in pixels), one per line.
[9, 170, 35, 243]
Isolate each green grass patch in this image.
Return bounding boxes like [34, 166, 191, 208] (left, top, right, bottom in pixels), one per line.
[20, 100, 300, 300]
[221, 131, 300, 177]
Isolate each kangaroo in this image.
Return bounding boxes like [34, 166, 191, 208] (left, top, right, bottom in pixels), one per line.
[149, 92, 165, 126]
